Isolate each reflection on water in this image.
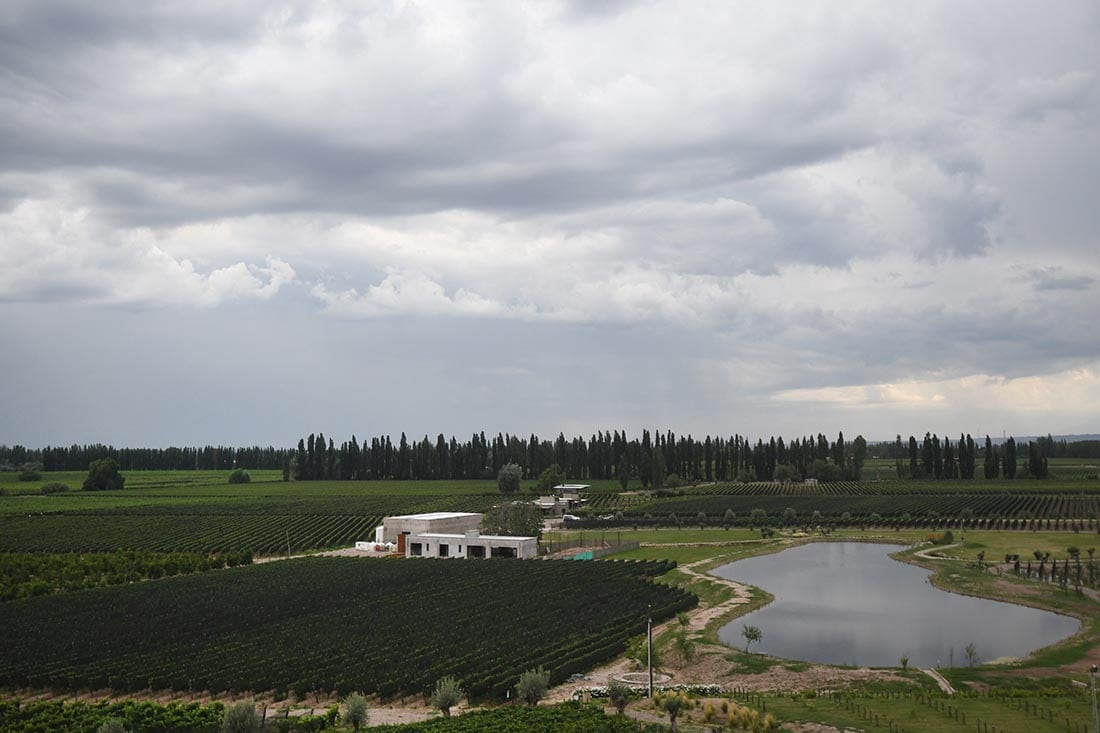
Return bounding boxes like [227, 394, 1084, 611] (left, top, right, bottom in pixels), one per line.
[712, 542, 1080, 668]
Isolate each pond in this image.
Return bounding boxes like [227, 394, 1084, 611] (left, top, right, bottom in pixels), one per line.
[712, 542, 1080, 668]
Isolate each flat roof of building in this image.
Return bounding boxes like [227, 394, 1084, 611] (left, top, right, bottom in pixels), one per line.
[414, 532, 538, 541]
[388, 512, 482, 521]
[553, 484, 590, 490]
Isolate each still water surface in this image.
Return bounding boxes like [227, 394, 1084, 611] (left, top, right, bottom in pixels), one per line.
[712, 542, 1080, 668]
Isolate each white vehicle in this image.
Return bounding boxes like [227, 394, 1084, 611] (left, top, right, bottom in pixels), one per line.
[562, 514, 581, 521]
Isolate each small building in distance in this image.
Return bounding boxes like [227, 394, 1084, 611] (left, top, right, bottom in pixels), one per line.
[366, 511, 537, 559]
[536, 484, 588, 516]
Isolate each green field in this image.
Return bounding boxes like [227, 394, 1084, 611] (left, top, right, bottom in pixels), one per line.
[4, 466, 1100, 733]
[0, 472, 505, 554]
[0, 557, 694, 701]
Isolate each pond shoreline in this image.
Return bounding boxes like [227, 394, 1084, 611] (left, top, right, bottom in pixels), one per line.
[705, 538, 1086, 669]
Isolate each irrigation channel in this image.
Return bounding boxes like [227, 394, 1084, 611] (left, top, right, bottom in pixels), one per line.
[711, 541, 1080, 667]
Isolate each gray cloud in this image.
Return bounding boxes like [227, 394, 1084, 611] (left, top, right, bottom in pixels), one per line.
[1018, 266, 1095, 292]
[1, 1, 1098, 443]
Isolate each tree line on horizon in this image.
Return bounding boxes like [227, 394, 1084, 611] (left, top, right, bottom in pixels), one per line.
[2, 432, 1094, 482]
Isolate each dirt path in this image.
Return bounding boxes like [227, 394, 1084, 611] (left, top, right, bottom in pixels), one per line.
[911, 543, 962, 561]
[677, 557, 755, 633]
[922, 668, 956, 695]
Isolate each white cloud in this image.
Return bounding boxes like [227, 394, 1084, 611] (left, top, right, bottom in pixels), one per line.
[772, 367, 1100, 416]
[0, 199, 295, 307]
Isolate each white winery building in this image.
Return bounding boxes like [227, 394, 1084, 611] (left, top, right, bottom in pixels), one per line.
[359, 511, 538, 559]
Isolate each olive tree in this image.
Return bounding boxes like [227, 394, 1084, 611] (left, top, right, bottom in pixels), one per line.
[343, 693, 368, 732]
[655, 690, 691, 731]
[607, 679, 632, 714]
[220, 701, 260, 733]
[429, 675, 464, 717]
[516, 666, 550, 706]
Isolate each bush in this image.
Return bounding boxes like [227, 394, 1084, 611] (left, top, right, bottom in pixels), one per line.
[516, 666, 550, 706]
[497, 463, 522, 494]
[18, 468, 42, 482]
[83, 458, 125, 492]
[228, 468, 251, 484]
[429, 675, 464, 716]
[607, 679, 633, 713]
[664, 473, 682, 488]
[221, 701, 260, 733]
[536, 464, 565, 493]
[40, 482, 70, 495]
[343, 693, 367, 732]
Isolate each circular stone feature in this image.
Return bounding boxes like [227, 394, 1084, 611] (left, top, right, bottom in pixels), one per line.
[615, 672, 672, 684]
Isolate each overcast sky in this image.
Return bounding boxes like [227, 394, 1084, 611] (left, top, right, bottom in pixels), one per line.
[2, 1, 1098, 448]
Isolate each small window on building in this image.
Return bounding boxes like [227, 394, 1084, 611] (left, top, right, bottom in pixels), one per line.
[439, 543, 449, 557]
[469, 545, 486, 558]
[410, 542, 422, 556]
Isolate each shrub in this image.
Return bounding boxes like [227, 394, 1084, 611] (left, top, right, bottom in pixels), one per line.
[516, 666, 550, 706]
[228, 468, 251, 484]
[40, 482, 70, 495]
[664, 473, 682, 488]
[83, 458, 124, 491]
[607, 679, 632, 714]
[496, 463, 522, 494]
[429, 675, 464, 716]
[18, 468, 42, 482]
[343, 693, 367, 732]
[221, 701, 260, 733]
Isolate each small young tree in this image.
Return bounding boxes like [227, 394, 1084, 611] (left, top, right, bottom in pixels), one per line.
[742, 624, 762, 653]
[220, 701, 260, 733]
[429, 675, 464, 717]
[655, 690, 691, 732]
[516, 666, 550, 707]
[607, 679, 632, 714]
[899, 655, 909, 671]
[228, 468, 251, 484]
[343, 692, 368, 732]
[964, 643, 978, 667]
[627, 634, 661, 671]
[497, 463, 522, 493]
[673, 629, 696, 665]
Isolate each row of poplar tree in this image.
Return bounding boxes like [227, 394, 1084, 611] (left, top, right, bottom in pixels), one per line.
[2, 431, 1070, 482]
[288, 430, 874, 484]
[887, 434, 1051, 479]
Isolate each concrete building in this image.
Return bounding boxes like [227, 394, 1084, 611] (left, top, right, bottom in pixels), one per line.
[374, 512, 482, 545]
[536, 484, 588, 516]
[406, 529, 538, 559]
[371, 511, 538, 559]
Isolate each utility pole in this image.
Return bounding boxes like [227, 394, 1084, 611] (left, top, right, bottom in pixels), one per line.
[647, 604, 653, 698]
[1090, 664, 1098, 733]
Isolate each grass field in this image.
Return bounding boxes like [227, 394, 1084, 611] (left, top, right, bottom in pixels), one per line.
[2, 464, 1100, 726]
